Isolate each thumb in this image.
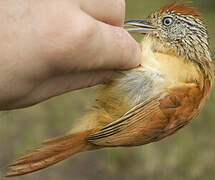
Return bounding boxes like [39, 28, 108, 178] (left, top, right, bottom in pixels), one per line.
[79, 22, 142, 71]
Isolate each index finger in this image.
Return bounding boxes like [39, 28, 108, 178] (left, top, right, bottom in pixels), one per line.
[79, 0, 125, 26]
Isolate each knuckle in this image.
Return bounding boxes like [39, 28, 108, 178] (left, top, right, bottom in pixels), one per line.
[40, 12, 96, 57]
[39, 11, 97, 72]
[70, 18, 96, 51]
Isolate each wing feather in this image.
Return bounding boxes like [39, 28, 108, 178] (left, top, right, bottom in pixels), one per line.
[88, 83, 204, 146]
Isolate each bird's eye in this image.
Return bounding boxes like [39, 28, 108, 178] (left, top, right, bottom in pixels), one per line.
[162, 17, 174, 26]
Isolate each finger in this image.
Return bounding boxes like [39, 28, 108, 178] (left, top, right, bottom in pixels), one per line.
[40, 11, 141, 73]
[74, 21, 142, 71]
[79, 0, 125, 26]
[10, 70, 120, 109]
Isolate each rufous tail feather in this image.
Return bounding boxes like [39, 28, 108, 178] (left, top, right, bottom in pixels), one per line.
[6, 130, 95, 177]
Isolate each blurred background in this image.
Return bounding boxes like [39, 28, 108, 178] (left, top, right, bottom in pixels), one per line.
[1, 0, 215, 179]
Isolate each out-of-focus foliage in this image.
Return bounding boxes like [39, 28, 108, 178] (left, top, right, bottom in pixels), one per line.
[0, 0, 215, 179]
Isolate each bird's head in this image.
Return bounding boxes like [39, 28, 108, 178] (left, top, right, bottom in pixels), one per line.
[125, 0, 211, 63]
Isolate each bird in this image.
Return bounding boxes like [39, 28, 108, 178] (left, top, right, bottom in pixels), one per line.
[6, 0, 214, 177]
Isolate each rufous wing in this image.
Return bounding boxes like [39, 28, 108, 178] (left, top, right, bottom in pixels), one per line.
[88, 83, 205, 147]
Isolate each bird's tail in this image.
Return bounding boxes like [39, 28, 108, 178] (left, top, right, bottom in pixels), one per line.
[6, 129, 95, 177]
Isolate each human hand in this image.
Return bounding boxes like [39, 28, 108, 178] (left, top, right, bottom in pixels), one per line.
[0, 0, 141, 110]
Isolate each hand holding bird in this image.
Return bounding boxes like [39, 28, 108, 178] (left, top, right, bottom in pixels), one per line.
[6, 0, 214, 177]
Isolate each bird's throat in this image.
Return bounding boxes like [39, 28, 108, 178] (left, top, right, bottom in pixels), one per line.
[140, 36, 203, 85]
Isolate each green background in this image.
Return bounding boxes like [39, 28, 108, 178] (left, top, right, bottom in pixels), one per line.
[1, 0, 215, 179]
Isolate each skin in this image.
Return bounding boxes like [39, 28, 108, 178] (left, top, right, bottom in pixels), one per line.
[0, 0, 141, 110]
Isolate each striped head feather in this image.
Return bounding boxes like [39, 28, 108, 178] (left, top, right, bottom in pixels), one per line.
[157, 0, 202, 20]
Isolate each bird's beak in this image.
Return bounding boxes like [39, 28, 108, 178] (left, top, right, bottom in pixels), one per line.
[124, 20, 157, 34]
